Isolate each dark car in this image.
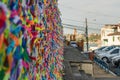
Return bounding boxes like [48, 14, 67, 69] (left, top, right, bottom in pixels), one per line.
[112, 58, 120, 67]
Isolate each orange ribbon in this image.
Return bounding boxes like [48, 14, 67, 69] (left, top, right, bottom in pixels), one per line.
[0, 33, 4, 49]
[10, 33, 19, 46]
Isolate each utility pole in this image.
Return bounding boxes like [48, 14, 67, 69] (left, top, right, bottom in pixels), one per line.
[85, 18, 89, 51]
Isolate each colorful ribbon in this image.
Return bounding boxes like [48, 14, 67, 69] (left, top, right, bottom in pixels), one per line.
[0, 0, 63, 80]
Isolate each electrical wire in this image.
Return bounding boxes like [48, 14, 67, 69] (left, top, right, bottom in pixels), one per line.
[62, 18, 105, 25]
[62, 23, 101, 31]
[63, 26, 84, 31]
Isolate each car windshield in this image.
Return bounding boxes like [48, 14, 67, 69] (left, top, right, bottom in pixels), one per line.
[110, 49, 119, 54]
[98, 46, 106, 50]
[70, 42, 76, 44]
[71, 43, 76, 44]
[104, 46, 115, 51]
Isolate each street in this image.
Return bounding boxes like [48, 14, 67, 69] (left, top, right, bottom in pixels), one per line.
[63, 45, 120, 80]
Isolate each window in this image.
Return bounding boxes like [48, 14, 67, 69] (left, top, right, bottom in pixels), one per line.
[118, 37, 120, 41]
[104, 39, 108, 42]
[110, 49, 119, 54]
[113, 36, 115, 42]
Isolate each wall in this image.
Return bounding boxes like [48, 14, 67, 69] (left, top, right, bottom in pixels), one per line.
[0, 0, 63, 80]
[108, 35, 120, 45]
[101, 28, 114, 46]
[81, 63, 93, 76]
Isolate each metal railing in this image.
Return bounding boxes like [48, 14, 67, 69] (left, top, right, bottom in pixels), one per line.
[94, 57, 119, 76]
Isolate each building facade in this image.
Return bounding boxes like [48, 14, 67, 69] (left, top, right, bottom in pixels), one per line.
[101, 24, 120, 46]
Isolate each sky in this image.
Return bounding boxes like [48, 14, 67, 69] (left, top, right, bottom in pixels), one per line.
[58, 0, 120, 34]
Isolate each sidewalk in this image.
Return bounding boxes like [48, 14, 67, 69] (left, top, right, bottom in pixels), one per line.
[63, 45, 120, 80]
[63, 46, 92, 80]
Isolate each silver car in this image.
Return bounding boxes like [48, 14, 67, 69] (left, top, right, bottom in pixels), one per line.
[96, 47, 120, 63]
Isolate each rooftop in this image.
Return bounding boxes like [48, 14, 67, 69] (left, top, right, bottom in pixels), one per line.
[108, 32, 120, 36]
[103, 24, 120, 29]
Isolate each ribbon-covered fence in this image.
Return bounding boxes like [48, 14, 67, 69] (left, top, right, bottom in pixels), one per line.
[0, 0, 63, 80]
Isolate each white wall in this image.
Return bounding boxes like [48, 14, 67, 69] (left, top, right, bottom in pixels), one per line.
[101, 28, 114, 46]
[108, 35, 120, 45]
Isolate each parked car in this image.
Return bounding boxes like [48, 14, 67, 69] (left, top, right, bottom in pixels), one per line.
[95, 45, 120, 54]
[111, 55, 120, 67]
[70, 41, 78, 48]
[94, 46, 107, 54]
[96, 47, 120, 63]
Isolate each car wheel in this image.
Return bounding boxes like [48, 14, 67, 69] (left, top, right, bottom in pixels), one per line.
[102, 57, 109, 63]
[114, 61, 119, 67]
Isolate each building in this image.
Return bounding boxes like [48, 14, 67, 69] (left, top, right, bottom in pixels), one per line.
[107, 32, 120, 45]
[64, 28, 84, 41]
[101, 24, 120, 46]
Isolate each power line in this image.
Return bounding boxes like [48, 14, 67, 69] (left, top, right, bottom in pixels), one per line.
[62, 23, 84, 28]
[64, 25, 101, 33]
[62, 18, 105, 25]
[62, 23, 85, 31]
[63, 26, 84, 31]
[62, 23, 101, 31]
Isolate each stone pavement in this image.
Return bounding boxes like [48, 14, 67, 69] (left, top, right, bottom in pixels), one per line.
[63, 46, 93, 80]
[63, 45, 120, 80]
